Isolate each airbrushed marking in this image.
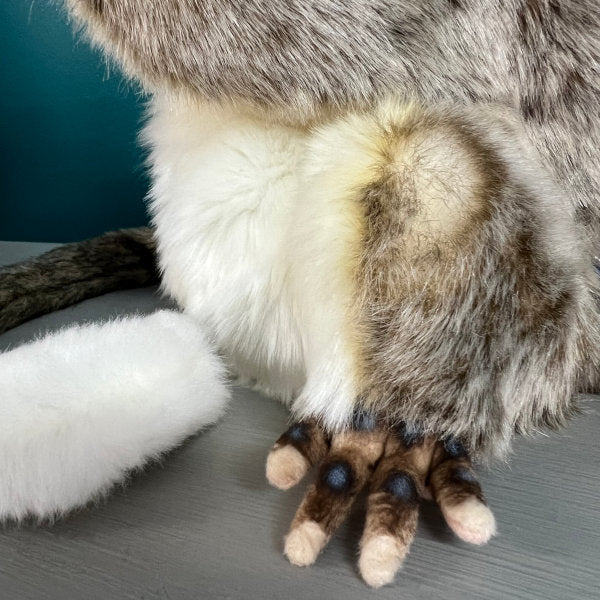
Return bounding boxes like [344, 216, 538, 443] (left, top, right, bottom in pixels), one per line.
[286, 423, 310, 443]
[452, 467, 478, 484]
[320, 461, 353, 493]
[443, 438, 468, 459]
[394, 422, 424, 447]
[382, 471, 419, 502]
[352, 410, 376, 432]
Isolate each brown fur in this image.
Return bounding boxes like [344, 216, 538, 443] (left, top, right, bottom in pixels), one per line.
[336, 103, 600, 458]
[269, 419, 493, 576]
[274, 420, 329, 466]
[290, 430, 385, 536]
[0, 228, 159, 334]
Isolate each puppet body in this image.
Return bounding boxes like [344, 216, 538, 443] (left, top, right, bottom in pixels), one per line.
[57, 1, 600, 452]
[0, 0, 599, 587]
[144, 94, 598, 458]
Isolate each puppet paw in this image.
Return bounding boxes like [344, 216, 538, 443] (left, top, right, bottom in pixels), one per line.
[268, 418, 495, 585]
[441, 496, 497, 545]
[266, 445, 310, 490]
[358, 534, 407, 588]
[284, 520, 328, 566]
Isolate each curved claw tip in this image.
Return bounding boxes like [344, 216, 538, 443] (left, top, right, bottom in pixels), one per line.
[359, 535, 407, 588]
[284, 520, 328, 567]
[442, 496, 497, 545]
[266, 445, 309, 490]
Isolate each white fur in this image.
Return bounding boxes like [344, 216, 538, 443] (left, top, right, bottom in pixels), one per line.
[144, 96, 396, 429]
[144, 97, 306, 403]
[0, 310, 229, 521]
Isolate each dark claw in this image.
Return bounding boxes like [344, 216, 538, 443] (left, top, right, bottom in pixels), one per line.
[352, 410, 376, 432]
[443, 437, 467, 458]
[382, 471, 419, 503]
[452, 466, 478, 483]
[393, 422, 424, 447]
[284, 423, 310, 443]
[320, 461, 353, 493]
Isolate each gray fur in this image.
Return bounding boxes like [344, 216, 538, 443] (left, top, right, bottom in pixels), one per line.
[0, 228, 158, 334]
[66, 0, 600, 244]
[351, 103, 600, 458]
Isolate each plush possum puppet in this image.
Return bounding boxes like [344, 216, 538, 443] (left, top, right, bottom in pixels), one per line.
[1, 0, 599, 588]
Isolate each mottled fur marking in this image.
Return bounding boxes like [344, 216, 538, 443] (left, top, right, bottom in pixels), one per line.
[0, 228, 158, 334]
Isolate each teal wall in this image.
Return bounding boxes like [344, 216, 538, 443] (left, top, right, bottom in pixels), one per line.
[0, 1, 148, 243]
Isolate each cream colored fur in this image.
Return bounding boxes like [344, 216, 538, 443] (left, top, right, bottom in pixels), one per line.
[144, 95, 373, 429]
[359, 534, 408, 588]
[265, 445, 310, 490]
[284, 520, 329, 567]
[442, 497, 497, 545]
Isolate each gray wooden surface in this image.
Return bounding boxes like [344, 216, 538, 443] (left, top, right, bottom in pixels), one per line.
[0, 242, 598, 600]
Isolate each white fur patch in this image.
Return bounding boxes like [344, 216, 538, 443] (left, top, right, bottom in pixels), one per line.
[144, 98, 306, 404]
[442, 496, 497, 545]
[0, 311, 229, 522]
[284, 520, 328, 567]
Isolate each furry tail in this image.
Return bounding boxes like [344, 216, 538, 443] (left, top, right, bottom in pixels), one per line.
[0, 310, 230, 522]
[0, 227, 159, 334]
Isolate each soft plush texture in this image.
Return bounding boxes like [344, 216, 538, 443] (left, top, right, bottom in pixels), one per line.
[142, 97, 599, 458]
[66, 0, 600, 246]
[266, 420, 496, 588]
[0, 310, 229, 522]
[268, 419, 497, 588]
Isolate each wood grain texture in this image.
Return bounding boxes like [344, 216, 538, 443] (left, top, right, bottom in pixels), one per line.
[0, 242, 598, 599]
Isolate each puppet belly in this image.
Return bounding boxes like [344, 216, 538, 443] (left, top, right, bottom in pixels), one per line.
[144, 97, 306, 401]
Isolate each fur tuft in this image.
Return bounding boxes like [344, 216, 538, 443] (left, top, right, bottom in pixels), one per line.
[0, 310, 229, 522]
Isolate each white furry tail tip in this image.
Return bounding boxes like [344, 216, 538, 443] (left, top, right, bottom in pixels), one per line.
[0, 310, 230, 522]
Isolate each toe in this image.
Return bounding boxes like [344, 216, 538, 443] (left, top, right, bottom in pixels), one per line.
[284, 520, 328, 566]
[442, 496, 497, 545]
[266, 445, 310, 490]
[359, 534, 407, 588]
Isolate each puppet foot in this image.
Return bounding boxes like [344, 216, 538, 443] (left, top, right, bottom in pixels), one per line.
[284, 520, 328, 566]
[269, 419, 496, 584]
[358, 534, 407, 588]
[442, 496, 496, 545]
[266, 445, 310, 490]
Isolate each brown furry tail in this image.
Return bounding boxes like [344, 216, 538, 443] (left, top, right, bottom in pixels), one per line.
[0, 227, 159, 334]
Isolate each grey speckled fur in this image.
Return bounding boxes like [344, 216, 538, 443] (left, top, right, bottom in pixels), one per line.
[0, 228, 158, 334]
[67, 0, 600, 245]
[347, 103, 600, 458]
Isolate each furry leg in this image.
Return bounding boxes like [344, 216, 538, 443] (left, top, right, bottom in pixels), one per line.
[284, 430, 386, 567]
[0, 310, 229, 522]
[358, 432, 435, 588]
[429, 440, 496, 545]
